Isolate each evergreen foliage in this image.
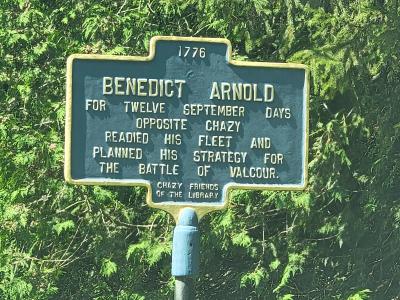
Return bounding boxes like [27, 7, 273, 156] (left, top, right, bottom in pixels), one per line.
[0, 0, 399, 299]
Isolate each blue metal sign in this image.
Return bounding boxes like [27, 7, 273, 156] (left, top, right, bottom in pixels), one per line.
[65, 36, 309, 218]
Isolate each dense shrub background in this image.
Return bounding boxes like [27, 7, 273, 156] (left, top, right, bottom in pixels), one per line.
[1, 0, 399, 299]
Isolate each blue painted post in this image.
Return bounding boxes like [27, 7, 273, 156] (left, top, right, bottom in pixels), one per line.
[172, 208, 199, 300]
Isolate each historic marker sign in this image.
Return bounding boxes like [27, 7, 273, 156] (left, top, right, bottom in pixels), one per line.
[65, 36, 309, 218]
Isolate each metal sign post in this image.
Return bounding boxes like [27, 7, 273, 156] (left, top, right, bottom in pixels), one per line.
[64, 36, 309, 299]
[172, 208, 199, 299]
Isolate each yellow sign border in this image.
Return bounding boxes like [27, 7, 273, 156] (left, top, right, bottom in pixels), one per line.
[65, 35, 310, 221]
